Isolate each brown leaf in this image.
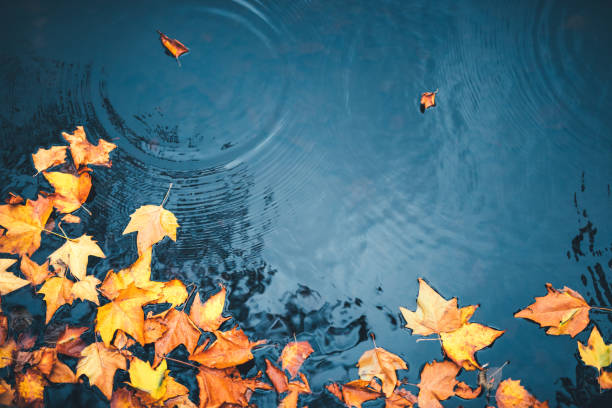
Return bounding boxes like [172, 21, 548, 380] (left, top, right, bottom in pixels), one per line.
[0, 195, 53, 256]
[385, 388, 417, 408]
[265, 358, 288, 393]
[280, 340, 314, 379]
[62, 126, 116, 168]
[157, 31, 189, 64]
[153, 308, 201, 365]
[144, 315, 167, 344]
[16, 368, 46, 407]
[32, 145, 68, 173]
[190, 326, 265, 369]
[0, 339, 17, 369]
[454, 381, 482, 399]
[496, 379, 547, 408]
[56, 326, 88, 357]
[420, 90, 437, 113]
[189, 285, 231, 332]
[514, 283, 590, 337]
[357, 346, 407, 397]
[417, 360, 460, 408]
[0, 378, 14, 406]
[48, 359, 77, 383]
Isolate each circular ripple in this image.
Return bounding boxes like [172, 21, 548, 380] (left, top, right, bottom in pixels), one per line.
[92, 0, 292, 170]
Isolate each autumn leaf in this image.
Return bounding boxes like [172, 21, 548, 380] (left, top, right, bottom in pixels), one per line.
[71, 275, 101, 305]
[157, 31, 189, 65]
[196, 366, 271, 408]
[265, 359, 289, 393]
[454, 381, 482, 399]
[399, 278, 476, 336]
[189, 326, 265, 368]
[440, 323, 505, 370]
[0, 195, 53, 256]
[61, 126, 116, 168]
[5, 192, 23, 205]
[420, 90, 437, 113]
[385, 388, 417, 408]
[56, 326, 88, 357]
[144, 315, 167, 344]
[110, 387, 145, 408]
[514, 283, 590, 337]
[599, 370, 612, 389]
[158, 279, 188, 308]
[38, 276, 74, 323]
[96, 283, 150, 346]
[32, 145, 67, 174]
[326, 380, 383, 408]
[0, 378, 14, 406]
[123, 204, 179, 255]
[496, 379, 547, 408]
[0, 258, 29, 295]
[127, 358, 169, 401]
[163, 395, 197, 408]
[153, 308, 201, 365]
[76, 342, 127, 400]
[279, 372, 311, 408]
[48, 359, 78, 383]
[48, 234, 105, 280]
[0, 339, 17, 369]
[189, 284, 231, 332]
[20, 255, 53, 286]
[43, 170, 92, 213]
[357, 346, 407, 397]
[280, 340, 314, 379]
[99, 249, 158, 300]
[16, 368, 46, 407]
[61, 213, 81, 224]
[578, 326, 612, 371]
[417, 360, 459, 408]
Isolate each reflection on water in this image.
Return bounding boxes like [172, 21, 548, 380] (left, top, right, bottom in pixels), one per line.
[1, 0, 612, 406]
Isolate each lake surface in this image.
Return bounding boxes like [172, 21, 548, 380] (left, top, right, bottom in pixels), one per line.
[1, 0, 612, 407]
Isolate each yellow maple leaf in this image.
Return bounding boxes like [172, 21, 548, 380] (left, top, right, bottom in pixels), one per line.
[76, 342, 127, 400]
[38, 276, 74, 323]
[61, 126, 116, 168]
[70, 275, 100, 305]
[578, 326, 612, 371]
[440, 322, 505, 370]
[127, 358, 168, 401]
[123, 204, 179, 255]
[189, 284, 231, 332]
[0, 195, 53, 256]
[0, 258, 29, 295]
[48, 234, 105, 280]
[357, 346, 407, 397]
[43, 170, 92, 214]
[158, 279, 188, 308]
[32, 145, 68, 174]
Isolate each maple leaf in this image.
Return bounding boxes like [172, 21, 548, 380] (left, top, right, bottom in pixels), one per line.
[16, 368, 46, 407]
[123, 204, 179, 255]
[48, 234, 105, 280]
[127, 358, 169, 401]
[265, 359, 289, 393]
[56, 326, 88, 357]
[417, 360, 459, 408]
[0, 258, 29, 295]
[600, 370, 612, 389]
[48, 359, 78, 383]
[144, 314, 167, 343]
[0, 378, 14, 406]
[0, 339, 17, 369]
[99, 249, 162, 300]
[578, 326, 612, 371]
[153, 308, 201, 365]
[158, 279, 188, 308]
[514, 283, 590, 337]
[76, 342, 127, 400]
[196, 366, 271, 408]
[399, 278, 476, 336]
[357, 346, 407, 397]
[419, 90, 437, 113]
[190, 326, 265, 368]
[495, 379, 548, 408]
[61, 126, 116, 168]
[32, 145, 68, 174]
[38, 276, 74, 323]
[164, 394, 198, 408]
[190, 284, 231, 332]
[454, 381, 482, 399]
[440, 323, 505, 370]
[43, 170, 92, 213]
[280, 340, 314, 379]
[110, 387, 145, 408]
[279, 372, 311, 408]
[71, 275, 101, 305]
[96, 283, 150, 346]
[326, 380, 383, 408]
[0, 195, 53, 256]
[385, 388, 417, 408]
[157, 31, 189, 66]
[20, 255, 53, 286]
[61, 213, 81, 223]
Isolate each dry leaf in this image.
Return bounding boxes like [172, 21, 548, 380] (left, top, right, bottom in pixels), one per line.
[153, 308, 201, 366]
[454, 381, 482, 399]
[38, 276, 74, 323]
[357, 346, 407, 397]
[196, 366, 271, 408]
[280, 340, 314, 379]
[420, 90, 437, 113]
[265, 358, 288, 393]
[157, 31, 189, 65]
[62, 126, 116, 168]
[56, 326, 88, 357]
[48, 234, 105, 281]
[190, 284, 231, 332]
[76, 342, 127, 400]
[123, 205, 179, 255]
[417, 360, 459, 408]
[16, 368, 46, 407]
[577, 326, 612, 371]
[96, 283, 150, 346]
[43, 170, 92, 213]
[190, 326, 265, 368]
[0, 195, 53, 256]
[32, 145, 68, 173]
[20, 255, 53, 286]
[127, 358, 169, 401]
[0, 258, 29, 295]
[71, 275, 101, 305]
[440, 323, 505, 370]
[496, 379, 547, 408]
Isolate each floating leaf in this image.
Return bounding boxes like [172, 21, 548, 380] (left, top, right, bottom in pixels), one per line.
[599, 370, 612, 389]
[189, 284, 231, 332]
[0, 258, 29, 295]
[454, 381, 482, 399]
[16, 368, 46, 407]
[38, 276, 74, 323]
[280, 340, 314, 379]
[32, 145, 67, 173]
[265, 358, 288, 393]
[440, 323, 505, 370]
[514, 283, 590, 337]
[196, 366, 271, 408]
[61, 126, 116, 168]
[157, 31, 189, 65]
[357, 346, 407, 397]
[48, 234, 105, 280]
[0, 195, 53, 256]
[76, 342, 127, 400]
[71, 275, 101, 305]
[326, 380, 382, 408]
[153, 308, 200, 365]
[158, 279, 188, 308]
[43, 170, 92, 213]
[578, 326, 612, 371]
[385, 388, 417, 408]
[127, 358, 169, 401]
[417, 360, 459, 408]
[96, 283, 150, 346]
[190, 326, 265, 368]
[20, 256, 53, 286]
[495, 379, 548, 408]
[123, 205, 179, 255]
[420, 90, 437, 113]
[56, 326, 88, 358]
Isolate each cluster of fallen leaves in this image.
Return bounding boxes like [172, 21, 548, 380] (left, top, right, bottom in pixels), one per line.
[0, 126, 609, 408]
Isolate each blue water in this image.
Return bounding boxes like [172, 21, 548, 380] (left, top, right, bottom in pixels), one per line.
[1, 0, 612, 407]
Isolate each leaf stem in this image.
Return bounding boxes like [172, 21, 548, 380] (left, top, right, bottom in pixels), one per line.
[591, 306, 612, 313]
[42, 227, 73, 241]
[80, 204, 92, 216]
[416, 337, 441, 342]
[161, 183, 173, 207]
[160, 354, 198, 369]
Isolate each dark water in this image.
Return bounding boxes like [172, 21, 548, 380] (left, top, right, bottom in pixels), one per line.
[1, 0, 612, 406]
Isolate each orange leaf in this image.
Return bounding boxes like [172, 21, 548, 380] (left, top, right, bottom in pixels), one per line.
[599, 370, 612, 389]
[514, 283, 590, 337]
[48, 359, 77, 383]
[43, 170, 92, 213]
[496, 379, 547, 408]
[5, 192, 23, 205]
[61, 126, 116, 168]
[16, 368, 46, 407]
[61, 213, 81, 224]
[31, 347, 56, 375]
[144, 315, 167, 344]
[32, 145, 68, 173]
[0, 258, 30, 295]
[153, 308, 201, 366]
[454, 381, 482, 399]
[419, 90, 437, 113]
[0, 339, 17, 369]
[0, 195, 53, 256]
[113, 330, 136, 350]
[385, 388, 417, 408]
[280, 340, 314, 379]
[357, 346, 407, 397]
[123, 205, 179, 255]
[341, 379, 383, 408]
[110, 387, 145, 408]
[157, 31, 189, 62]
[189, 284, 231, 332]
[440, 323, 505, 370]
[0, 378, 14, 406]
[417, 360, 460, 408]
[399, 278, 477, 336]
[163, 395, 197, 408]
[20, 255, 53, 286]
[96, 283, 149, 347]
[71, 275, 101, 305]
[196, 366, 271, 408]
[279, 374, 311, 408]
[56, 326, 88, 357]
[265, 358, 289, 393]
[158, 279, 188, 308]
[190, 326, 265, 368]
[76, 342, 127, 400]
[38, 276, 74, 323]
